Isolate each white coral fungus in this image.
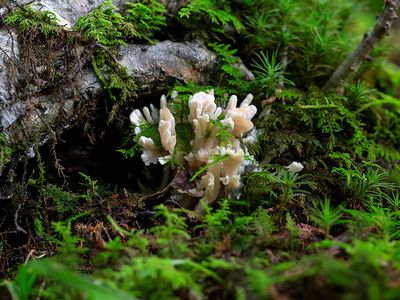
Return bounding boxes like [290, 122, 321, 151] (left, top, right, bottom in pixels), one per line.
[129, 104, 159, 126]
[285, 162, 304, 173]
[158, 95, 176, 154]
[138, 136, 161, 166]
[188, 90, 222, 123]
[225, 94, 257, 136]
[130, 90, 257, 206]
[129, 96, 175, 164]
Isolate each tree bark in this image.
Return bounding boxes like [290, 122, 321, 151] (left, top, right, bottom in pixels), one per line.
[0, 35, 218, 153]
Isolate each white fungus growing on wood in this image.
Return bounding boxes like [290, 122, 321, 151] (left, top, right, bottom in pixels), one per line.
[129, 90, 257, 207]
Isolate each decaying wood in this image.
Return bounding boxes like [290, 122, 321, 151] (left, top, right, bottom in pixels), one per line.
[0, 1, 221, 176]
[0, 36, 218, 144]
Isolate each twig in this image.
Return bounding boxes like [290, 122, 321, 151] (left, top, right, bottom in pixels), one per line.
[324, 0, 400, 89]
[14, 203, 27, 234]
[278, 23, 289, 105]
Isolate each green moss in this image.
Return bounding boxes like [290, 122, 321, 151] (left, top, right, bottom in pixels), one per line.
[0, 134, 13, 170]
[92, 50, 137, 104]
[76, 0, 134, 46]
[5, 5, 61, 38]
[125, 0, 167, 44]
[179, 0, 242, 32]
[75, 0, 167, 107]
[208, 42, 251, 95]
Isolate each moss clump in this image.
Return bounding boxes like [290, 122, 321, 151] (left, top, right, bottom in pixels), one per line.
[5, 5, 61, 38]
[0, 134, 13, 172]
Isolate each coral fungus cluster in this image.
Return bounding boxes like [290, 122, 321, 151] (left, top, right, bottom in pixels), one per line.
[130, 90, 257, 206]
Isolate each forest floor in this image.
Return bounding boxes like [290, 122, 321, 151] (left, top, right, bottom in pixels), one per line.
[0, 1, 400, 299]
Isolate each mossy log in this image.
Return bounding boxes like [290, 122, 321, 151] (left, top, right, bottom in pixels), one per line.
[0, 0, 221, 181]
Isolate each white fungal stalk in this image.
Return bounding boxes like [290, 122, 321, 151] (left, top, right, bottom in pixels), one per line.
[158, 95, 176, 154]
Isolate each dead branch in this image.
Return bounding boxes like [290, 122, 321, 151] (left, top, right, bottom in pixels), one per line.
[324, 0, 400, 89]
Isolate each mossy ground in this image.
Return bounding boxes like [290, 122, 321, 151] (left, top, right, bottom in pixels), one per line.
[0, 0, 400, 299]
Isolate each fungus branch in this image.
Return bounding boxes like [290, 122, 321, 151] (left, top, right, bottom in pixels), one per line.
[324, 0, 400, 89]
[128, 91, 257, 208]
